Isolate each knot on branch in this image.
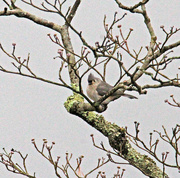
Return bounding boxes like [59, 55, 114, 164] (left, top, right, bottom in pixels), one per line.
[108, 127, 128, 155]
[3, 8, 7, 14]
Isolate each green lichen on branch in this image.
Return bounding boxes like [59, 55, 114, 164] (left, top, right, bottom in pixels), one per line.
[123, 142, 168, 178]
[64, 93, 167, 177]
[64, 82, 84, 112]
[64, 94, 84, 113]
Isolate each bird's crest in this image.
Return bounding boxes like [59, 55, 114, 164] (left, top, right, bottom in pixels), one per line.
[88, 73, 95, 83]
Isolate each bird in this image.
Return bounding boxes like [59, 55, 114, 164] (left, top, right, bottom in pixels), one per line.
[86, 73, 137, 105]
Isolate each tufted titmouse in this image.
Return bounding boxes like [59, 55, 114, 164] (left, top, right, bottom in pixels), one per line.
[86, 73, 137, 105]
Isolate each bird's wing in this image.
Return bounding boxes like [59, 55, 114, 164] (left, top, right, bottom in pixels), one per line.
[96, 81, 113, 96]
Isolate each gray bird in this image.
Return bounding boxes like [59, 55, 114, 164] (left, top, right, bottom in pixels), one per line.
[86, 73, 137, 105]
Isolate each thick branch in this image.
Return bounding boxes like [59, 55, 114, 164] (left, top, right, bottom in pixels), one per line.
[0, 8, 62, 33]
[64, 96, 167, 177]
[66, 0, 81, 24]
[142, 81, 180, 90]
[0, 1, 179, 177]
[60, 25, 79, 85]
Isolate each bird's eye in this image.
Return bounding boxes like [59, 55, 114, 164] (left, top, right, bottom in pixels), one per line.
[88, 80, 93, 85]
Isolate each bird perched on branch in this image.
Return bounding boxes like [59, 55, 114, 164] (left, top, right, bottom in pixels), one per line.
[86, 73, 137, 105]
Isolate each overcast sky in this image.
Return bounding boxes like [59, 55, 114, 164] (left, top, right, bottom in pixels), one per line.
[0, 0, 180, 177]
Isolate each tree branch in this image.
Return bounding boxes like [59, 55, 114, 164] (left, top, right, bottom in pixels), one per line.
[66, 0, 81, 24]
[0, 8, 62, 33]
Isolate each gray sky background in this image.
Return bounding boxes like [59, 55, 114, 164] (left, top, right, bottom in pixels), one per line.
[0, 0, 180, 177]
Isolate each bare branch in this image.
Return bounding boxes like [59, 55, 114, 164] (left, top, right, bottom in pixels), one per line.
[165, 95, 180, 108]
[127, 123, 180, 170]
[0, 8, 62, 33]
[66, 0, 81, 24]
[0, 148, 35, 178]
[115, 0, 149, 13]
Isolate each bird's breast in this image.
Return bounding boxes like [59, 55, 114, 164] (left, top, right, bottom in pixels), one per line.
[86, 85, 101, 102]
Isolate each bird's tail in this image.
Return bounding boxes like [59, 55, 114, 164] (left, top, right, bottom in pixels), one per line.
[122, 93, 138, 99]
